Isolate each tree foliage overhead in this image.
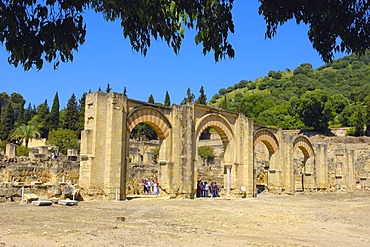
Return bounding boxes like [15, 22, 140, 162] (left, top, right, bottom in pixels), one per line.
[258, 0, 370, 62]
[0, 0, 234, 70]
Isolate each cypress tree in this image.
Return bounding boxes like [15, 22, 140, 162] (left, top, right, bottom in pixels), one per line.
[106, 83, 112, 93]
[221, 95, 228, 110]
[0, 101, 15, 140]
[196, 86, 207, 105]
[164, 91, 171, 106]
[78, 92, 87, 134]
[184, 88, 195, 103]
[148, 94, 155, 104]
[63, 93, 79, 131]
[49, 92, 60, 130]
[37, 100, 50, 138]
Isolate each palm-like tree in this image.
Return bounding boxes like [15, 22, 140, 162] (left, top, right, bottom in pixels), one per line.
[11, 124, 41, 148]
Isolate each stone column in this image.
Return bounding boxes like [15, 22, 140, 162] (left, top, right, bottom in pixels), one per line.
[5, 144, 16, 159]
[224, 164, 232, 198]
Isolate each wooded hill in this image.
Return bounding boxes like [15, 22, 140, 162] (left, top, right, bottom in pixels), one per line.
[209, 51, 370, 136]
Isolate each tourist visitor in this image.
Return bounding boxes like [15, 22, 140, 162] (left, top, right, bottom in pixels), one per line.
[204, 181, 209, 197]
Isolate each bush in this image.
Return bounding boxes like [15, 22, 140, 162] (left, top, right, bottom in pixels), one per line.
[16, 145, 29, 156]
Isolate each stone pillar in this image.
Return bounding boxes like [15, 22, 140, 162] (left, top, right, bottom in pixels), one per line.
[38, 146, 49, 156]
[243, 117, 254, 197]
[346, 149, 355, 191]
[225, 164, 232, 198]
[315, 143, 328, 191]
[282, 135, 294, 194]
[5, 143, 16, 158]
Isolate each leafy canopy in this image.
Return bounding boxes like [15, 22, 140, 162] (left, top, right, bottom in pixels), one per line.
[0, 0, 234, 70]
[259, 0, 370, 62]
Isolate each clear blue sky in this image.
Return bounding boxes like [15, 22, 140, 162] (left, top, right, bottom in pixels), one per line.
[0, 1, 343, 108]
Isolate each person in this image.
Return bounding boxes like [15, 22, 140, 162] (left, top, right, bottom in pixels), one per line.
[211, 182, 215, 198]
[199, 182, 204, 197]
[142, 179, 147, 194]
[204, 181, 209, 197]
[214, 182, 219, 197]
[196, 180, 201, 198]
[155, 180, 159, 197]
[146, 179, 151, 194]
[152, 180, 157, 196]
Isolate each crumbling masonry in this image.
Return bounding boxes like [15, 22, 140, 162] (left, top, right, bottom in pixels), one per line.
[79, 92, 370, 199]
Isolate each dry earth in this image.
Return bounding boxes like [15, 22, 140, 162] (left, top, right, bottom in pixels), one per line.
[1, 192, 370, 247]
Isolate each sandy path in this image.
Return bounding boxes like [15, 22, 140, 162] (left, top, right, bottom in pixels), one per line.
[1, 192, 369, 247]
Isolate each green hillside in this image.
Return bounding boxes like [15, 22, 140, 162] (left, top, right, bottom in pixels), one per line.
[209, 51, 370, 135]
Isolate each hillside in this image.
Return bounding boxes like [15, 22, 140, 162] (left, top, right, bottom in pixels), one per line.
[209, 51, 370, 135]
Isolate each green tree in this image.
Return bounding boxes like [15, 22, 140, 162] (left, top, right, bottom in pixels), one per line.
[0, 92, 9, 121]
[49, 92, 60, 131]
[0, 101, 15, 140]
[183, 88, 195, 104]
[47, 128, 79, 154]
[259, 1, 370, 62]
[106, 83, 112, 93]
[36, 100, 50, 138]
[130, 123, 158, 140]
[220, 94, 228, 110]
[148, 95, 155, 104]
[196, 86, 207, 105]
[164, 91, 171, 107]
[1, 1, 234, 70]
[297, 90, 333, 132]
[10, 124, 40, 148]
[24, 103, 36, 124]
[198, 146, 215, 165]
[78, 92, 87, 134]
[63, 94, 79, 132]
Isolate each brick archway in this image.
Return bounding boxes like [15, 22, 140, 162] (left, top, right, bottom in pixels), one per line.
[195, 113, 234, 144]
[127, 106, 172, 140]
[293, 135, 314, 158]
[253, 129, 279, 154]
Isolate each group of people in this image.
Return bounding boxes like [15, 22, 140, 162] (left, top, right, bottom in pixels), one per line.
[196, 180, 220, 198]
[142, 178, 159, 196]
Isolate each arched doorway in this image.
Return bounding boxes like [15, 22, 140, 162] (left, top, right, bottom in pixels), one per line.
[253, 129, 279, 196]
[126, 107, 172, 196]
[292, 136, 315, 192]
[195, 114, 234, 198]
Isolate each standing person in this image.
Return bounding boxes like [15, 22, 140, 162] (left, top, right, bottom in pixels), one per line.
[146, 179, 151, 194]
[196, 180, 201, 198]
[155, 180, 159, 197]
[152, 180, 157, 196]
[214, 182, 219, 197]
[211, 182, 215, 198]
[142, 179, 146, 194]
[204, 181, 209, 197]
[151, 179, 155, 194]
[199, 182, 204, 197]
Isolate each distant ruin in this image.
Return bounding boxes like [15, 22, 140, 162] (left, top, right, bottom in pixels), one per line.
[1, 92, 370, 202]
[78, 92, 370, 200]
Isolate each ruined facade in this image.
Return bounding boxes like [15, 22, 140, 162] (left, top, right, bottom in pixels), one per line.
[79, 92, 370, 200]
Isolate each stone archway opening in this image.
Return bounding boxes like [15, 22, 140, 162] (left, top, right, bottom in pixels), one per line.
[126, 107, 172, 197]
[127, 123, 160, 195]
[253, 129, 279, 196]
[196, 127, 224, 198]
[293, 136, 315, 193]
[195, 114, 235, 198]
[254, 141, 270, 195]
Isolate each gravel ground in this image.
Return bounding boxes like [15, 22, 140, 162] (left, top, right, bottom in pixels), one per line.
[1, 192, 370, 247]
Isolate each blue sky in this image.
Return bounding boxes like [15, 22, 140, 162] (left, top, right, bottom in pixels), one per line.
[0, 1, 343, 108]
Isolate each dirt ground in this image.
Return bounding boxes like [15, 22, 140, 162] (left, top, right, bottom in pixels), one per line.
[1, 192, 370, 247]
